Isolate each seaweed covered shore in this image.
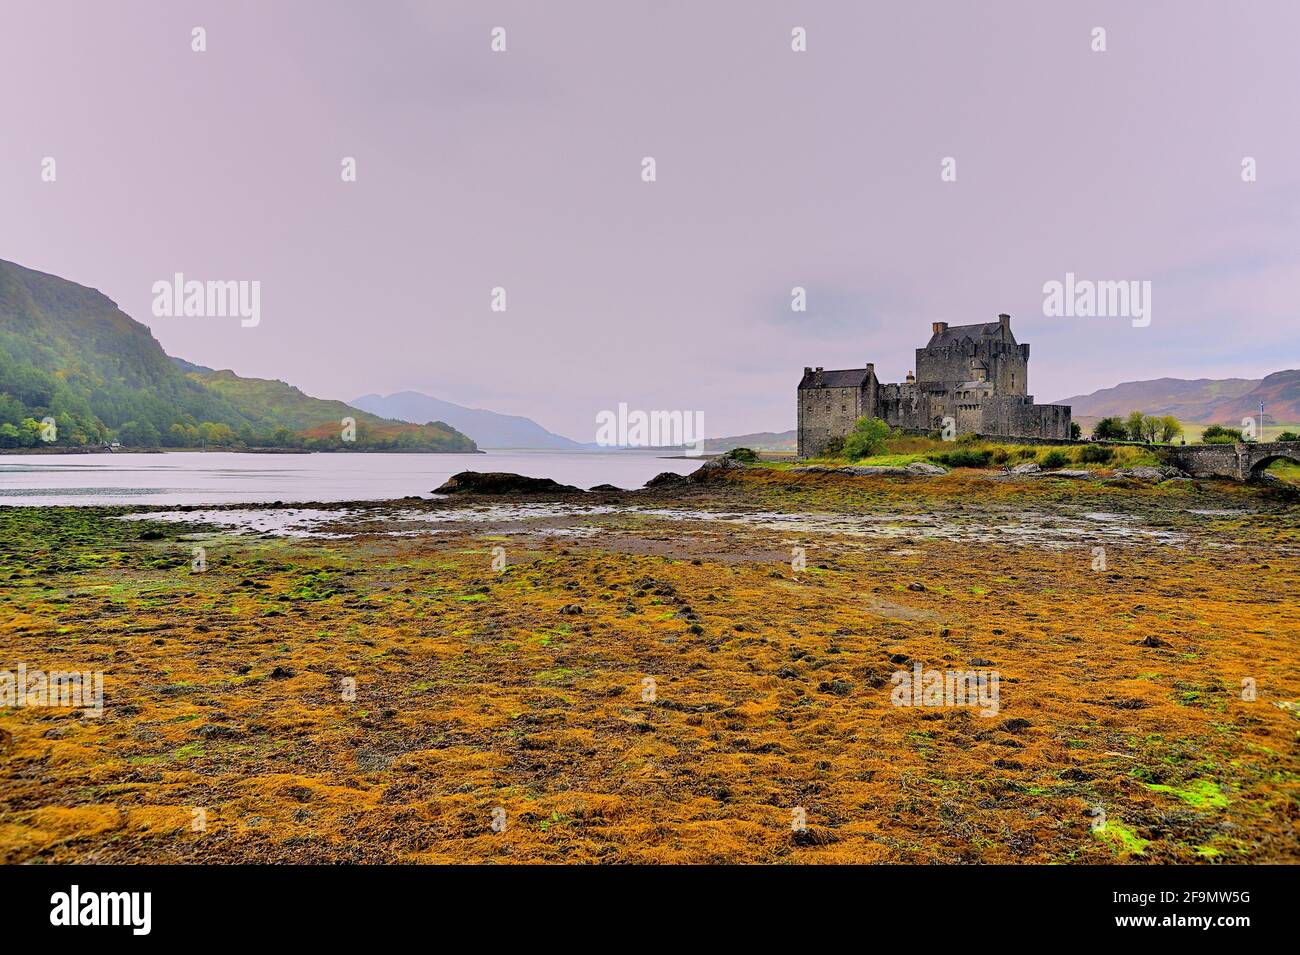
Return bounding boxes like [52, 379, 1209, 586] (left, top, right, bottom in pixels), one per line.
[1, 467, 1297, 863]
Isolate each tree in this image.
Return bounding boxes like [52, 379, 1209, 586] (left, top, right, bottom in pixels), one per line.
[1158, 415, 1182, 443]
[1279, 431, 1300, 442]
[843, 417, 891, 460]
[1093, 416, 1128, 441]
[1141, 415, 1159, 443]
[54, 412, 81, 446]
[0, 394, 25, 424]
[1070, 421, 1082, 440]
[199, 422, 236, 446]
[1201, 424, 1243, 444]
[118, 420, 161, 447]
[1125, 411, 1147, 442]
[18, 418, 41, 447]
[0, 423, 20, 448]
[270, 427, 300, 448]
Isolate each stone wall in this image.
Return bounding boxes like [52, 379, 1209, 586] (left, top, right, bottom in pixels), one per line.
[977, 396, 1072, 441]
[807, 385, 1073, 448]
[877, 385, 936, 432]
[798, 382, 869, 457]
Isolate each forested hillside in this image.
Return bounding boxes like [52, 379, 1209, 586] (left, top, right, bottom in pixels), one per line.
[0, 259, 475, 451]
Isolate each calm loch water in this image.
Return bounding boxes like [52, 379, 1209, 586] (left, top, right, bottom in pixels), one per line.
[0, 450, 702, 506]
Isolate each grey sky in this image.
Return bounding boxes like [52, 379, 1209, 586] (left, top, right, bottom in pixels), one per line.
[3, 0, 1297, 439]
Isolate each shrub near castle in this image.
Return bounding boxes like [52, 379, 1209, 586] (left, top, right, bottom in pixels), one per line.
[1201, 424, 1245, 444]
[842, 417, 891, 460]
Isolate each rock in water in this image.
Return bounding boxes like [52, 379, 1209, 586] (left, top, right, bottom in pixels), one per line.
[905, 461, 948, 475]
[434, 471, 583, 494]
[688, 456, 745, 482]
[644, 471, 689, 488]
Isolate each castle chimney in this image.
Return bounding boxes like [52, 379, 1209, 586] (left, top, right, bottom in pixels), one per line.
[932, 322, 948, 336]
[998, 313, 1011, 330]
[906, 370, 915, 383]
[865, 362, 874, 376]
[804, 366, 812, 376]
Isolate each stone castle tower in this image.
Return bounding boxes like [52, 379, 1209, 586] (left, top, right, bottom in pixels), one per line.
[797, 313, 1071, 457]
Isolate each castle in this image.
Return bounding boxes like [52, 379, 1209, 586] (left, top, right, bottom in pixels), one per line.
[797, 313, 1071, 457]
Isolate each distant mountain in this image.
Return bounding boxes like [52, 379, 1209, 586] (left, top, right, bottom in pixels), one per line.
[704, 429, 796, 454]
[1054, 377, 1259, 420]
[1199, 370, 1300, 425]
[0, 257, 475, 451]
[352, 391, 582, 449]
[1056, 371, 1300, 426]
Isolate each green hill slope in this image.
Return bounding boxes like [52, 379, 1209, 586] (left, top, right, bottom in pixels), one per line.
[0, 258, 475, 451]
[189, 368, 475, 451]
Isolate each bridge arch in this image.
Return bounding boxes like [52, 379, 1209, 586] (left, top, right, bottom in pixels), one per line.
[1248, 449, 1300, 480]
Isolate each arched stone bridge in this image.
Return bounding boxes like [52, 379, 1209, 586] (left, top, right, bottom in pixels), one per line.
[1163, 441, 1300, 481]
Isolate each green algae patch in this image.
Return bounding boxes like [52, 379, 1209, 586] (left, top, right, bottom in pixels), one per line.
[286, 569, 342, 601]
[1143, 779, 1229, 809]
[1095, 820, 1150, 857]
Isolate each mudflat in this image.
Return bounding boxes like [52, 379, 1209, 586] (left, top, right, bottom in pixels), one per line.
[1, 469, 1296, 863]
